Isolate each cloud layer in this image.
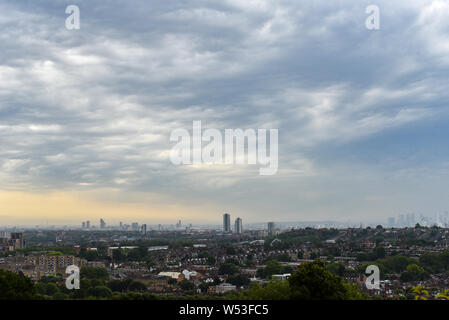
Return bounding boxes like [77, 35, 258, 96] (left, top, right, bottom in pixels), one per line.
[1, 0, 449, 224]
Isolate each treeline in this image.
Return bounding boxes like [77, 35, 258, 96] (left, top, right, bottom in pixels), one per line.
[357, 250, 449, 282]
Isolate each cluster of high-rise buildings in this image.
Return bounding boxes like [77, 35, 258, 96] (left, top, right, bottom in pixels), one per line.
[81, 220, 148, 234]
[81, 219, 107, 230]
[81, 220, 91, 229]
[387, 212, 449, 228]
[223, 213, 277, 236]
[223, 213, 243, 234]
[0, 232, 25, 252]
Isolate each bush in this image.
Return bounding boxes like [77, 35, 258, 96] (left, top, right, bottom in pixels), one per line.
[81, 267, 109, 281]
[87, 286, 113, 298]
[45, 283, 59, 296]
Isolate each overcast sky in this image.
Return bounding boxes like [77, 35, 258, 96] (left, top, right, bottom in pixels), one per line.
[1, 0, 449, 226]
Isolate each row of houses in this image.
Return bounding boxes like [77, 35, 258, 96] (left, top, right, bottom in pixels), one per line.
[0, 255, 103, 281]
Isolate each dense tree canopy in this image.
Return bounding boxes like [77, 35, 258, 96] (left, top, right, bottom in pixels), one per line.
[0, 269, 37, 300]
[288, 260, 364, 300]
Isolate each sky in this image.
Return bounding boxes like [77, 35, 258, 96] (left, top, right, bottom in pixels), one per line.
[0, 0, 449, 226]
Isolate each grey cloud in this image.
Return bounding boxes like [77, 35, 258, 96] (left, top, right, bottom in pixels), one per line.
[1, 0, 449, 222]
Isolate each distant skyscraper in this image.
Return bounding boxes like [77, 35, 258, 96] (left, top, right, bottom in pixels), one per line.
[100, 218, 106, 229]
[388, 217, 395, 227]
[141, 224, 147, 235]
[132, 222, 139, 231]
[267, 222, 275, 236]
[82, 222, 86, 229]
[223, 213, 231, 233]
[398, 214, 405, 227]
[234, 217, 242, 235]
[86, 221, 90, 229]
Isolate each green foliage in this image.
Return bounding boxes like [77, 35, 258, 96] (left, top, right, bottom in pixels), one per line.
[375, 247, 386, 259]
[412, 286, 429, 300]
[400, 264, 427, 282]
[53, 292, 68, 300]
[80, 249, 99, 261]
[224, 246, 236, 255]
[412, 286, 449, 300]
[179, 279, 195, 291]
[271, 253, 293, 262]
[228, 274, 251, 287]
[47, 251, 63, 256]
[256, 260, 290, 279]
[233, 260, 366, 300]
[0, 269, 37, 300]
[81, 266, 109, 281]
[112, 292, 159, 300]
[128, 280, 147, 292]
[357, 247, 386, 261]
[45, 283, 59, 296]
[327, 262, 346, 276]
[86, 285, 113, 298]
[112, 249, 126, 262]
[419, 251, 449, 273]
[224, 258, 240, 266]
[218, 263, 239, 276]
[39, 274, 61, 283]
[107, 279, 131, 292]
[199, 281, 213, 292]
[229, 281, 292, 300]
[36, 282, 47, 295]
[288, 260, 365, 300]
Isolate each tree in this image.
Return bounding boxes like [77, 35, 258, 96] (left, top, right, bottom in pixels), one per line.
[218, 263, 239, 276]
[288, 260, 364, 300]
[225, 247, 236, 255]
[207, 256, 216, 265]
[263, 260, 283, 279]
[199, 282, 213, 293]
[84, 250, 99, 261]
[36, 282, 47, 295]
[0, 269, 36, 300]
[230, 281, 292, 300]
[375, 247, 386, 259]
[81, 267, 109, 281]
[228, 274, 251, 287]
[53, 292, 68, 300]
[327, 262, 346, 276]
[107, 279, 128, 292]
[401, 264, 427, 282]
[87, 286, 113, 298]
[179, 280, 195, 291]
[146, 260, 156, 271]
[45, 283, 59, 296]
[128, 281, 147, 292]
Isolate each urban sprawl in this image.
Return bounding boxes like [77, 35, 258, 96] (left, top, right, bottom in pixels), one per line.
[2, 212, 449, 300]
